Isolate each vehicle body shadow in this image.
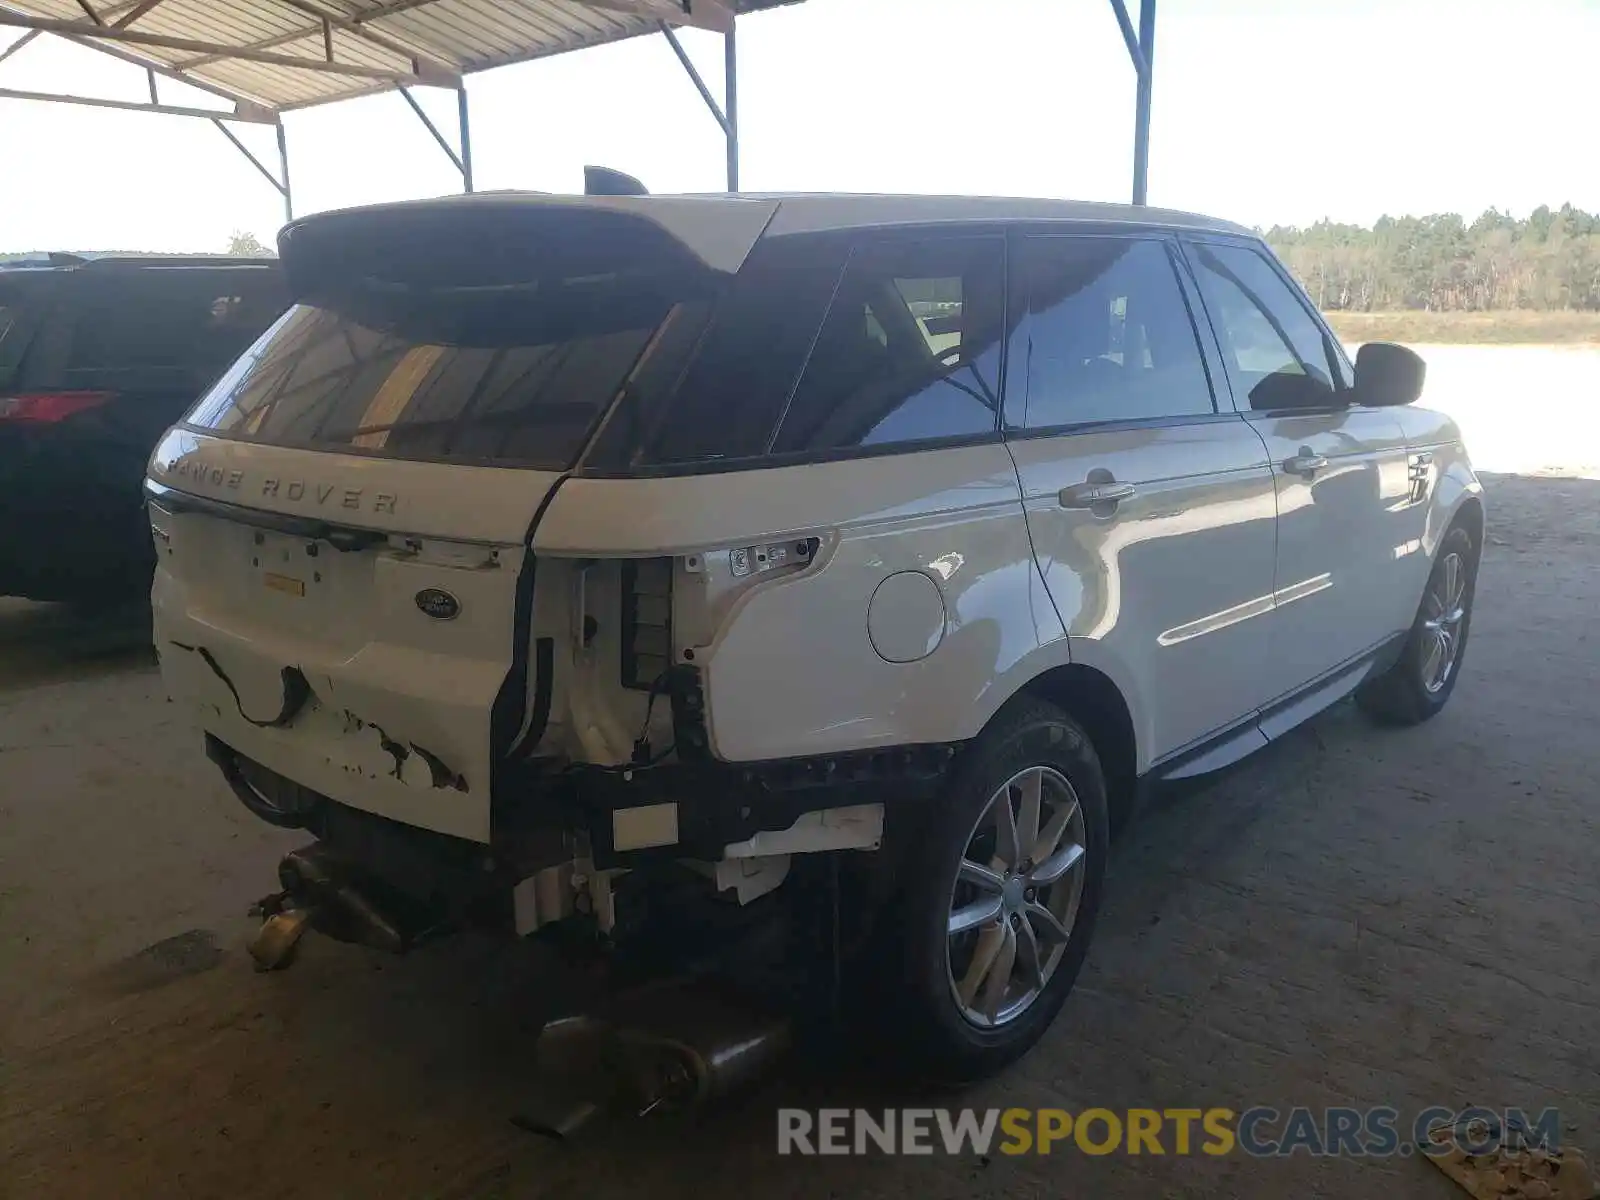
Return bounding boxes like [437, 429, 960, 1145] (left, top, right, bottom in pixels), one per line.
[0, 597, 155, 692]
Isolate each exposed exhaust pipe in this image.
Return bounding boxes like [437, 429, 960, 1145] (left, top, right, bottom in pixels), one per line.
[247, 843, 420, 970]
[514, 981, 793, 1139]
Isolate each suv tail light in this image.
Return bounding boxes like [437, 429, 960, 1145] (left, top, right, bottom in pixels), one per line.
[0, 391, 116, 423]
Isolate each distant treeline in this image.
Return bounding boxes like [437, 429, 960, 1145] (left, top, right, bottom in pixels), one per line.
[1265, 205, 1600, 313]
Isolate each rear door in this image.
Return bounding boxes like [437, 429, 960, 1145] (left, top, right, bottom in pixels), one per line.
[1004, 233, 1281, 764]
[1182, 237, 1417, 701]
[0, 279, 41, 391]
[149, 199, 774, 843]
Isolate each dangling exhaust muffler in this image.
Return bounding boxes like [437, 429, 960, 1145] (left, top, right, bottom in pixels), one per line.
[248, 843, 433, 970]
[514, 980, 794, 1139]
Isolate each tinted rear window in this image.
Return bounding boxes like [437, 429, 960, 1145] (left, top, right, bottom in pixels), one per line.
[184, 273, 712, 470]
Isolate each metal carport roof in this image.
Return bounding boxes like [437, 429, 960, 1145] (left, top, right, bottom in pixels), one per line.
[0, 0, 797, 111]
[0, 0, 1158, 222]
[0, 0, 802, 215]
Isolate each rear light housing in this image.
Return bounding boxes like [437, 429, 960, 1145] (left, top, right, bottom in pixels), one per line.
[0, 391, 115, 423]
[620, 558, 674, 691]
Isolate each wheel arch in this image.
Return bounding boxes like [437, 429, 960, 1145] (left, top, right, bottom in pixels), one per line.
[1016, 663, 1139, 835]
[1450, 493, 1485, 556]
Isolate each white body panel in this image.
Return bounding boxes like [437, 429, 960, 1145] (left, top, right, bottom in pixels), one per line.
[1008, 418, 1280, 766]
[1247, 406, 1419, 696]
[1391, 403, 1484, 596]
[148, 429, 559, 844]
[148, 427, 557, 544]
[532, 444, 1062, 763]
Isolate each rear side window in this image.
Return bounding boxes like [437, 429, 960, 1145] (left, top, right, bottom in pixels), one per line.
[1187, 241, 1340, 410]
[588, 232, 1005, 471]
[598, 235, 850, 468]
[0, 304, 18, 388]
[184, 273, 710, 470]
[770, 236, 1003, 454]
[1018, 237, 1213, 429]
[64, 269, 285, 385]
[0, 285, 50, 391]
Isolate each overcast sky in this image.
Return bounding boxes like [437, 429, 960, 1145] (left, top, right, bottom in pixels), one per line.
[1, 0, 1596, 253]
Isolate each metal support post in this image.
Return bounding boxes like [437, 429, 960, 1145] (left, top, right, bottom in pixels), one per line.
[662, 21, 739, 192]
[211, 118, 292, 223]
[457, 85, 474, 193]
[1130, 0, 1155, 205]
[276, 121, 293, 222]
[723, 24, 738, 193]
[400, 85, 471, 192]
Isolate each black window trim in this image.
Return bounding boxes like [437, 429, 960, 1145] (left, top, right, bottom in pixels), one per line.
[1001, 229, 1223, 439]
[757, 237, 855, 456]
[1000, 407, 1245, 445]
[575, 426, 1009, 479]
[1177, 233, 1359, 418]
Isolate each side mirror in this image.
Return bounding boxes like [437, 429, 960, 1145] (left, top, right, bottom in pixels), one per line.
[1354, 342, 1426, 407]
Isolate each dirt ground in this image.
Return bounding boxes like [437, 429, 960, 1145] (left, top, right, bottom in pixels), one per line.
[3, 461, 1599, 1198]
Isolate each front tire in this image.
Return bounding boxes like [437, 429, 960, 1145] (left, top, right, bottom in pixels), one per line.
[890, 697, 1109, 1084]
[1357, 522, 1478, 726]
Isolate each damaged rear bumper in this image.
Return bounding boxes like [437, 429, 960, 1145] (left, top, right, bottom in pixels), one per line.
[208, 735, 957, 913]
[159, 625, 496, 842]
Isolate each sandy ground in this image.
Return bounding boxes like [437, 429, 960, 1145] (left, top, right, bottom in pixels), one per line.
[2, 347, 1598, 1198]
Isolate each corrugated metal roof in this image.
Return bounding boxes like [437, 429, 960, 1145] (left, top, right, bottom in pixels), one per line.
[0, 0, 800, 113]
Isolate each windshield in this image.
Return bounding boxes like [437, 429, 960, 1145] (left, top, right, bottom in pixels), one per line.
[183, 276, 711, 470]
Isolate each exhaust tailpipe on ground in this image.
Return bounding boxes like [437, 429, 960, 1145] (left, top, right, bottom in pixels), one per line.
[247, 843, 418, 969]
[515, 981, 794, 1139]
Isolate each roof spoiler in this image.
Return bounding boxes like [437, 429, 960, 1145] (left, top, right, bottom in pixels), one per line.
[278, 192, 778, 285]
[584, 166, 649, 197]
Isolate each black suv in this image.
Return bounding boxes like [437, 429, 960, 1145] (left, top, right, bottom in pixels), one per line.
[0, 254, 286, 604]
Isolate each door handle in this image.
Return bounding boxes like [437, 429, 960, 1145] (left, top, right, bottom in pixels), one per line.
[1284, 451, 1329, 477]
[1059, 480, 1137, 509]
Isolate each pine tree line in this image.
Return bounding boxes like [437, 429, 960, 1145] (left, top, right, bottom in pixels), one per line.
[1265, 205, 1600, 312]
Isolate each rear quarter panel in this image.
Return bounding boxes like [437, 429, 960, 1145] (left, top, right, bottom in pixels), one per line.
[534, 445, 1067, 762]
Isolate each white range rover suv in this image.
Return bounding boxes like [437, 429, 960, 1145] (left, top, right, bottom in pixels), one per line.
[146, 190, 1482, 1081]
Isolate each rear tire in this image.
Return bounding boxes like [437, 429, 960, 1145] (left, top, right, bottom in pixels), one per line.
[887, 697, 1109, 1084]
[1356, 523, 1478, 726]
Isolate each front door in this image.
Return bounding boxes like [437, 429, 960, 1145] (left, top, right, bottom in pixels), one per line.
[1183, 237, 1418, 701]
[1005, 233, 1281, 764]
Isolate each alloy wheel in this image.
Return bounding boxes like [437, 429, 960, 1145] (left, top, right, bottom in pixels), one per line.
[946, 765, 1089, 1028]
[1420, 550, 1469, 694]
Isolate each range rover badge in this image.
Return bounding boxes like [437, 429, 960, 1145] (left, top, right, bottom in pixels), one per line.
[415, 588, 460, 620]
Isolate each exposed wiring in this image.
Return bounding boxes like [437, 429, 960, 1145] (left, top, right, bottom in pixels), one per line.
[555, 671, 677, 776]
